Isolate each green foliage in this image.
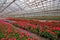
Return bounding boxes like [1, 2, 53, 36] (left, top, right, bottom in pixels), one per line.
[0, 31, 4, 39]
[54, 31, 60, 35]
[14, 33, 19, 38]
[32, 28, 39, 33]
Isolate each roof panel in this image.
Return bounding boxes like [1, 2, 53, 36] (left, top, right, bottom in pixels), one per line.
[0, 0, 60, 16]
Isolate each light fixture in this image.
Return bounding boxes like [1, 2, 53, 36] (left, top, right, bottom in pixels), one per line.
[29, 0, 34, 2]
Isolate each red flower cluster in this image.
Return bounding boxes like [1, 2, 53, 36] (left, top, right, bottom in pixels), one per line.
[17, 20, 38, 30]
[0, 20, 39, 40]
[15, 20, 60, 32]
[5, 18, 60, 39]
[1, 38, 16, 40]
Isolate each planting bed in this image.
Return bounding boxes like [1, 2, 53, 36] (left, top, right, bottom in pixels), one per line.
[0, 20, 40, 40]
[0, 17, 60, 40]
[5, 18, 60, 40]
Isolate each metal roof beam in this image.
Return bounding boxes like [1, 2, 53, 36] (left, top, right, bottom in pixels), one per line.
[0, 0, 16, 13]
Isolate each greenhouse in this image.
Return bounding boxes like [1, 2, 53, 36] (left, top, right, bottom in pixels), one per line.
[0, 0, 60, 40]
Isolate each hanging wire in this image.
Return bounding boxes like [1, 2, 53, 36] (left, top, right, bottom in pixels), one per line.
[46, 0, 53, 16]
[41, 0, 44, 16]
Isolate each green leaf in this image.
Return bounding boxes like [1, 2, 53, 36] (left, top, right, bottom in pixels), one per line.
[14, 33, 19, 38]
[0, 32, 4, 39]
[17, 38, 21, 40]
[21, 37, 26, 40]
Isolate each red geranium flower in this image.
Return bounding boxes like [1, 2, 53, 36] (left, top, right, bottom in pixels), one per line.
[1, 38, 5, 40]
[7, 27, 12, 34]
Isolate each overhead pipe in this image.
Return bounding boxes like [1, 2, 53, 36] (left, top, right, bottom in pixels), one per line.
[0, 0, 16, 13]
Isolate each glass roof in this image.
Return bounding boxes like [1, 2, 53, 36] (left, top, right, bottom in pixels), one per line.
[0, 0, 60, 17]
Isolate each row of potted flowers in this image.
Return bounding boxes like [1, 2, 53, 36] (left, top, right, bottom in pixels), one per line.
[0, 20, 39, 40]
[5, 18, 60, 40]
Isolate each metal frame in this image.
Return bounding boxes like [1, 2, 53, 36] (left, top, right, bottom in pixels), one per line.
[0, 0, 16, 13]
[0, 0, 60, 17]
